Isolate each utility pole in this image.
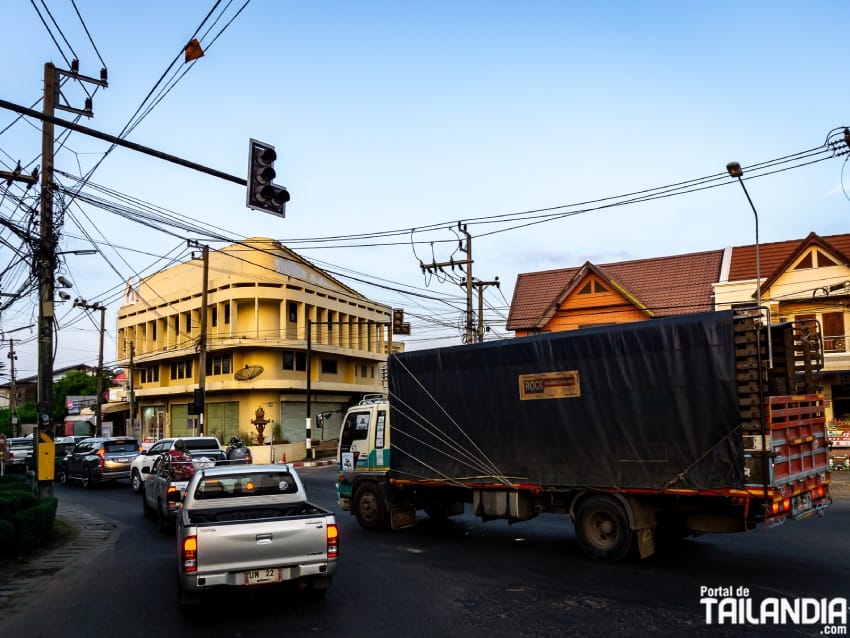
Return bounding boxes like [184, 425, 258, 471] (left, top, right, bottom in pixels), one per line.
[73, 299, 106, 435]
[8, 340, 18, 437]
[36, 63, 57, 445]
[187, 241, 209, 434]
[421, 222, 475, 343]
[35, 61, 106, 496]
[128, 341, 135, 439]
[472, 277, 500, 343]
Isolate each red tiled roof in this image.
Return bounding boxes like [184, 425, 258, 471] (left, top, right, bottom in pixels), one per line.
[507, 250, 724, 331]
[729, 232, 850, 282]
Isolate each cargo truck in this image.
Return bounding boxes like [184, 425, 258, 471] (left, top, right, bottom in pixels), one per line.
[336, 310, 833, 560]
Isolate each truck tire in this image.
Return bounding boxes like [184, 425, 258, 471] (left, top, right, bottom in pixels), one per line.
[131, 469, 143, 493]
[354, 482, 388, 530]
[575, 495, 634, 561]
[57, 466, 68, 485]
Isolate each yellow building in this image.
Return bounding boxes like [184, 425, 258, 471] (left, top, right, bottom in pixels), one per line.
[115, 237, 391, 446]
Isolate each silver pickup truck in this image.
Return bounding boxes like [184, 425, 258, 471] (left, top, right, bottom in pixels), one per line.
[175, 463, 339, 607]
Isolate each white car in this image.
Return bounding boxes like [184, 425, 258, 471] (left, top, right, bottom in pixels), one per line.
[130, 436, 224, 492]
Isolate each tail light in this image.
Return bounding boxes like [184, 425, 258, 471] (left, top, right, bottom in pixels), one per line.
[245, 450, 252, 464]
[326, 524, 339, 559]
[181, 535, 198, 572]
[167, 485, 181, 502]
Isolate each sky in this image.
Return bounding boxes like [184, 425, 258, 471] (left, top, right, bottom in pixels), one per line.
[1, 1, 849, 382]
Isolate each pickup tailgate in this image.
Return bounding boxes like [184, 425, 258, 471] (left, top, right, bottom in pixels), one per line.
[194, 513, 333, 574]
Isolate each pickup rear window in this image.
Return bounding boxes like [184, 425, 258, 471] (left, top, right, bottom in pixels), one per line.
[184, 438, 221, 451]
[193, 471, 300, 499]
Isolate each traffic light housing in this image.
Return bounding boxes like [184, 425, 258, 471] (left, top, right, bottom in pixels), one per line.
[392, 308, 411, 335]
[247, 139, 290, 217]
[188, 388, 204, 415]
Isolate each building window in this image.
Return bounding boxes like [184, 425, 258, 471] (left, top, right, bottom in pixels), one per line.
[211, 306, 218, 327]
[579, 279, 607, 295]
[360, 364, 367, 378]
[151, 321, 157, 340]
[289, 302, 298, 323]
[140, 365, 159, 383]
[185, 314, 192, 333]
[170, 359, 194, 380]
[206, 353, 233, 376]
[224, 304, 231, 325]
[321, 359, 338, 375]
[823, 312, 845, 353]
[283, 350, 306, 371]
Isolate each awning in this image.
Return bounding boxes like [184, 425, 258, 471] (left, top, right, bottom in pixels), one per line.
[101, 402, 129, 414]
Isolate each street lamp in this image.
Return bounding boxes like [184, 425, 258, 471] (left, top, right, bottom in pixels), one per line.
[726, 161, 761, 306]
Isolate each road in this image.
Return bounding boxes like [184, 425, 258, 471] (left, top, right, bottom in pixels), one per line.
[0, 466, 848, 638]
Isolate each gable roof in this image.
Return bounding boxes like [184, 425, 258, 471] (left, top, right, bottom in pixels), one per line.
[757, 232, 850, 295]
[728, 232, 850, 294]
[507, 250, 724, 331]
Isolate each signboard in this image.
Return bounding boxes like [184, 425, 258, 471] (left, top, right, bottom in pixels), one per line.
[518, 371, 581, 401]
[66, 395, 97, 415]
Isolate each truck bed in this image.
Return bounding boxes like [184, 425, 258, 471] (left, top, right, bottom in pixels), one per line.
[387, 311, 829, 494]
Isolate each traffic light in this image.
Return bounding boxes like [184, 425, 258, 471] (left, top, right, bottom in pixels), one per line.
[247, 139, 290, 217]
[188, 388, 204, 415]
[392, 308, 411, 335]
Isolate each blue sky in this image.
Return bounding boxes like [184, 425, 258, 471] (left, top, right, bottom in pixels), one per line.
[1, 1, 849, 378]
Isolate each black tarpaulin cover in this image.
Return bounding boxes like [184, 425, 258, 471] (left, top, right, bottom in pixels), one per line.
[388, 311, 744, 490]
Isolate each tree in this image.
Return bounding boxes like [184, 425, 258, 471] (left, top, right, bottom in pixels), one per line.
[52, 369, 98, 422]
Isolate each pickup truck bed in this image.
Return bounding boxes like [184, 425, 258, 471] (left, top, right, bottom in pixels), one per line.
[176, 464, 338, 607]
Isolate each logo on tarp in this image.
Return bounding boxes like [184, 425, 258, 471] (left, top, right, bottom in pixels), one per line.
[518, 371, 580, 401]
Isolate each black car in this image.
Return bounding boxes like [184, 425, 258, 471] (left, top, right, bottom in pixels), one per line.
[58, 437, 141, 488]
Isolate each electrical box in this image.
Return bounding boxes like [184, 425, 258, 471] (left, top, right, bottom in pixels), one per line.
[37, 431, 55, 482]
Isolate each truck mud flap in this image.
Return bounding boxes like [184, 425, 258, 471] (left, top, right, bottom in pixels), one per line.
[390, 505, 416, 530]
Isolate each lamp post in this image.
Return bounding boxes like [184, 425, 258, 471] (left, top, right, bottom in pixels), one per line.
[726, 162, 761, 306]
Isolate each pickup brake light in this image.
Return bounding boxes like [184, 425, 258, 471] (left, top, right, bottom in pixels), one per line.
[181, 535, 198, 572]
[326, 523, 339, 559]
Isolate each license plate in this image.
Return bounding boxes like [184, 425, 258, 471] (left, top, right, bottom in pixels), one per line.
[243, 568, 281, 586]
[792, 493, 812, 515]
[116, 457, 128, 463]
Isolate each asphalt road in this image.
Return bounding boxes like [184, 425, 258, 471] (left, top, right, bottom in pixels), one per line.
[0, 467, 848, 638]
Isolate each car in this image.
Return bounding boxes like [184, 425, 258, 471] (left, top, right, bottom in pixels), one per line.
[58, 437, 141, 488]
[130, 436, 224, 492]
[5, 437, 34, 472]
[53, 436, 77, 475]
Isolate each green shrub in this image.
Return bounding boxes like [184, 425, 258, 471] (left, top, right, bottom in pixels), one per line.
[6, 497, 57, 555]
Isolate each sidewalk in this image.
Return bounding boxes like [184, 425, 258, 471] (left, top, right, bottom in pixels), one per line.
[0, 501, 116, 612]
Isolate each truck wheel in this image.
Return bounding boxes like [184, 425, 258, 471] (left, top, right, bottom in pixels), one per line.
[131, 470, 143, 493]
[57, 467, 68, 486]
[575, 495, 634, 561]
[354, 483, 388, 530]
